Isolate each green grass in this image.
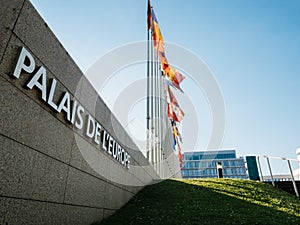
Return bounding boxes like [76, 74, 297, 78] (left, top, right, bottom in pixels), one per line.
[97, 179, 300, 225]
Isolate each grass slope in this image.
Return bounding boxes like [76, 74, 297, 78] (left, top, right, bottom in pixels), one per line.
[98, 179, 300, 225]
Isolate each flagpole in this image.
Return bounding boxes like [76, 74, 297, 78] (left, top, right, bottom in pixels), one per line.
[146, 3, 150, 162]
[157, 48, 161, 174]
[147, 2, 154, 164]
[146, 1, 150, 160]
[160, 67, 164, 176]
[150, 17, 154, 165]
[162, 77, 167, 179]
[158, 63, 162, 176]
[154, 41, 158, 170]
[153, 46, 156, 169]
[155, 48, 160, 171]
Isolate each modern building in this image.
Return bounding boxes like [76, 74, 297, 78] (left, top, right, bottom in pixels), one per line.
[182, 150, 248, 179]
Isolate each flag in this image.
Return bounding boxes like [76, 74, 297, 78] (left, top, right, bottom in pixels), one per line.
[173, 132, 181, 153]
[158, 51, 168, 65]
[173, 135, 177, 150]
[172, 121, 183, 144]
[167, 103, 173, 121]
[165, 83, 178, 105]
[173, 124, 177, 137]
[150, 6, 185, 91]
[165, 84, 185, 122]
[174, 136, 183, 169]
[172, 121, 178, 150]
[162, 64, 185, 92]
[151, 9, 165, 53]
[147, 0, 152, 30]
[174, 70, 185, 85]
[175, 125, 183, 143]
[173, 135, 182, 162]
[171, 103, 185, 122]
[178, 149, 182, 160]
[167, 103, 185, 122]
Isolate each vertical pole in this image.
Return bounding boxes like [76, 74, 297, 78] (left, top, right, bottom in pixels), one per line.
[155, 50, 159, 173]
[257, 156, 264, 182]
[146, 20, 150, 161]
[150, 16, 154, 165]
[287, 160, 299, 197]
[161, 76, 166, 179]
[153, 42, 158, 171]
[159, 70, 163, 177]
[266, 157, 275, 186]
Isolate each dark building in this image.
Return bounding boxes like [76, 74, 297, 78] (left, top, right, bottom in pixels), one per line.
[246, 156, 260, 180]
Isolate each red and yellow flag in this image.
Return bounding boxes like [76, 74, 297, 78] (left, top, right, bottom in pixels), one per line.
[149, 5, 185, 92]
[151, 9, 165, 53]
[165, 84, 185, 122]
[162, 62, 185, 92]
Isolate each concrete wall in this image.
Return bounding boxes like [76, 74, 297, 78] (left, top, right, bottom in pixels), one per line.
[0, 0, 166, 224]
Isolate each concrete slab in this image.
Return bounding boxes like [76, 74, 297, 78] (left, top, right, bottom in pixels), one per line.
[0, 0, 24, 62]
[70, 132, 110, 180]
[0, 197, 103, 225]
[0, 76, 73, 163]
[64, 167, 106, 208]
[103, 182, 133, 210]
[0, 135, 68, 203]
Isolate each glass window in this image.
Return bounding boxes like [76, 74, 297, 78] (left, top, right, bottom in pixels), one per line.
[224, 168, 231, 175]
[184, 155, 189, 160]
[222, 161, 229, 167]
[193, 155, 200, 160]
[208, 169, 217, 175]
[239, 168, 245, 173]
[208, 162, 216, 168]
[238, 160, 244, 166]
[229, 161, 236, 166]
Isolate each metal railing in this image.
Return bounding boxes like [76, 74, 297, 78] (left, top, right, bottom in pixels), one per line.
[257, 155, 299, 198]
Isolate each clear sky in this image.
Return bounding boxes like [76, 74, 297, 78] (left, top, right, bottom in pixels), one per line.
[29, 0, 300, 174]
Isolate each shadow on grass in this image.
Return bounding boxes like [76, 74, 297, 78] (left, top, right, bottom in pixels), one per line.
[93, 179, 300, 225]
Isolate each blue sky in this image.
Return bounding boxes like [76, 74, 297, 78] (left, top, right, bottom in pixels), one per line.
[29, 0, 300, 173]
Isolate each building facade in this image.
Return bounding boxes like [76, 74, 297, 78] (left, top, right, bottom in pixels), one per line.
[182, 150, 248, 179]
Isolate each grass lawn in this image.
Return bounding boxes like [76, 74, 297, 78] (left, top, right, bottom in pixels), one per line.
[96, 178, 300, 225]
